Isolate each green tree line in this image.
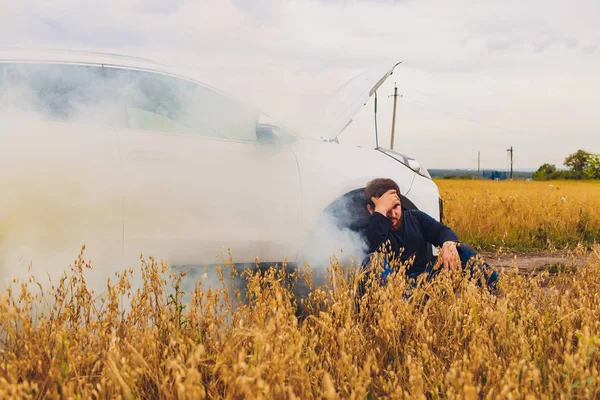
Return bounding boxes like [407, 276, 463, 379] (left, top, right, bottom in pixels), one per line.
[533, 150, 600, 180]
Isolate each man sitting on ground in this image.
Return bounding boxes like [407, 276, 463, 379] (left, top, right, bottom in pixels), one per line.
[361, 178, 498, 291]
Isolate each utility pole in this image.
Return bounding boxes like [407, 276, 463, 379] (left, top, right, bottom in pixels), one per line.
[478, 151, 481, 179]
[506, 146, 514, 179]
[389, 83, 402, 150]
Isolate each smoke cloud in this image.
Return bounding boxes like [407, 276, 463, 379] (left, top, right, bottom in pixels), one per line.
[0, 59, 369, 301]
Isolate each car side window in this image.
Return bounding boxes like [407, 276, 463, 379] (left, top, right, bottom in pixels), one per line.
[0, 63, 106, 121]
[0, 63, 297, 143]
[103, 67, 261, 142]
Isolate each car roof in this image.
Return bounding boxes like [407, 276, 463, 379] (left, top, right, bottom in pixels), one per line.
[0, 47, 243, 104]
[0, 46, 217, 92]
[0, 46, 169, 72]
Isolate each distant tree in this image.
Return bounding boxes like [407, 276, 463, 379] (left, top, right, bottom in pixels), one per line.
[534, 150, 600, 181]
[532, 163, 557, 181]
[584, 154, 600, 179]
[564, 150, 591, 177]
[539, 163, 557, 174]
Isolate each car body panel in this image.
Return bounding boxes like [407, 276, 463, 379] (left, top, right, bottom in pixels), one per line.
[404, 173, 441, 222]
[119, 128, 302, 266]
[0, 118, 124, 276]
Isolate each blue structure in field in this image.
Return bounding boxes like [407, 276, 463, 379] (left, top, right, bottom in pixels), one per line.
[482, 170, 508, 180]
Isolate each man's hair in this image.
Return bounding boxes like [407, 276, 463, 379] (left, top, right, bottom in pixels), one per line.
[364, 178, 401, 208]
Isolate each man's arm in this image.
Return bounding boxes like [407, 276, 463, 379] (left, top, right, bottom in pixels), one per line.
[363, 189, 400, 253]
[417, 210, 459, 247]
[417, 210, 460, 269]
[363, 212, 393, 253]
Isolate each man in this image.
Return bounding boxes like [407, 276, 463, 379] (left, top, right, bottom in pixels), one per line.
[361, 178, 498, 291]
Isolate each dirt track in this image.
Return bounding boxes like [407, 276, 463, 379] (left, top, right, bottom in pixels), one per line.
[481, 251, 588, 274]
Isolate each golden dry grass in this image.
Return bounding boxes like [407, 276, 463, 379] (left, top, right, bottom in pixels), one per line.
[1, 245, 600, 399]
[436, 180, 600, 251]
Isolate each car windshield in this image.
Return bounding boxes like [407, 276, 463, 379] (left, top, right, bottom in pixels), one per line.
[0, 62, 293, 143]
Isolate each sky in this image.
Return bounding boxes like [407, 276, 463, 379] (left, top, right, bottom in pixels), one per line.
[1, 0, 599, 169]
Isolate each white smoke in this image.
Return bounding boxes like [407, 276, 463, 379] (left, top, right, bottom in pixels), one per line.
[0, 59, 370, 304]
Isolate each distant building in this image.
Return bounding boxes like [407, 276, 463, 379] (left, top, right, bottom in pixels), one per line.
[482, 170, 508, 180]
[429, 169, 531, 180]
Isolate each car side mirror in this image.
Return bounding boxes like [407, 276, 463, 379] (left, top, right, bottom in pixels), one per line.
[256, 125, 278, 144]
[256, 115, 287, 145]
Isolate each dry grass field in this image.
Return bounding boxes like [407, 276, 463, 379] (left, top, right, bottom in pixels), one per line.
[436, 179, 600, 252]
[1, 180, 600, 398]
[1, 248, 599, 398]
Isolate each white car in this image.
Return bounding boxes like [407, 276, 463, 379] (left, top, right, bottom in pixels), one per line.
[0, 48, 442, 280]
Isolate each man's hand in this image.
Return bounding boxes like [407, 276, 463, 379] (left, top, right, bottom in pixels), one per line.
[440, 241, 460, 270]
[371, 189, 400, 216]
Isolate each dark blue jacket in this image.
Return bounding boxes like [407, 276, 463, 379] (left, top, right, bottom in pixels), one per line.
[363, 210, 459, 274]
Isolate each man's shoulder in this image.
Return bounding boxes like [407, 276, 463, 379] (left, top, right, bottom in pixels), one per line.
[404, 209, 436, 218]
[403, 209, 436, 225]
[403, 209, 424, 218]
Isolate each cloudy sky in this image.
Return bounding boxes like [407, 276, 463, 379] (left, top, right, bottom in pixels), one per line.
[1, 0, 599, 169]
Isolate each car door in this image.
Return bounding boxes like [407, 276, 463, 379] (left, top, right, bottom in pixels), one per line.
[105, 67, 302, 267]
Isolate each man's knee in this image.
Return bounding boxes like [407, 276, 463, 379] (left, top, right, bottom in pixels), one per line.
[360, 252, 394, 285]
[360, 252, 377, 269]
[457, 243, 485, 267]
[457, 243, 477, 259]
[457, 243, 499, 291]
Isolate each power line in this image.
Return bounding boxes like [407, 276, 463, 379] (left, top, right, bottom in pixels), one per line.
[402, 86, 484, 118]
[401, 95, 531, 136]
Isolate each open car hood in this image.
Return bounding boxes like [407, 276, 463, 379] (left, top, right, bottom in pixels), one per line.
[318, 61, 402, 141]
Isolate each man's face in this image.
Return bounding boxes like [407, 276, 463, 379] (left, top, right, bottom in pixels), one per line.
[366, 194, 403, 231]
[387, 203, 402, 231]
